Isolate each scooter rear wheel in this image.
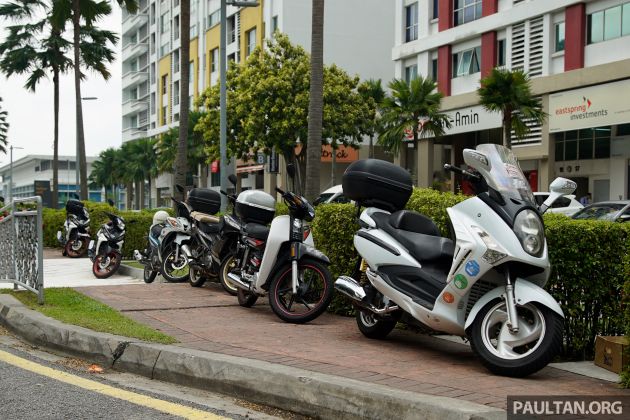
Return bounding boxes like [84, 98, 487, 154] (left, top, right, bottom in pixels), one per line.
[143, 266, 158, 284]
[356, 310, 398, 339]
[219, 255, 239, 296]
[468, 299, 563, 377]
[65, 237, 88, 258]
[237, 288, 258, 307]
[189, 266, 207, 287]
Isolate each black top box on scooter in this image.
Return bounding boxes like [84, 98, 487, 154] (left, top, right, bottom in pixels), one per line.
[65, 199, 86, 217]
[342, 159, 413, 212]
[188, 188, 221, 215]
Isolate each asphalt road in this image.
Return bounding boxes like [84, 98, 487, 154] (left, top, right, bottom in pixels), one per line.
[0, 327, 301, 420]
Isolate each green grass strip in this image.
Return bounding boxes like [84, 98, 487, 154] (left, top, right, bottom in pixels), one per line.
[122, 260, 144, 269]
[0, 288, 176, 344]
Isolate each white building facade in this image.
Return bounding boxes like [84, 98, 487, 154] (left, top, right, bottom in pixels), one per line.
[121, 0, 396, 200]
[394, 0, 630, 201]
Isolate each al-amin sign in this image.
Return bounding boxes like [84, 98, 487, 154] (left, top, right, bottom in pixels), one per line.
[549, 79, 630, 133]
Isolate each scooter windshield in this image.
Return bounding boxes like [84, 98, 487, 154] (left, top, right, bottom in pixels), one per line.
[474, 144, 535, 205]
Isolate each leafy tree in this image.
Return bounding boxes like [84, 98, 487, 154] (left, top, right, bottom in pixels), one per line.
[174, 0, 190, 199]
[52, 0, 134, 200]
[196, 34, 372, 191]
[358, 78, 385, 158]
[305, 0, 325, 199]
[378, 77, 451, 155]
[0, 97, 7, 154]
[478, 67, 546, 148]
[156, 111, 205, 178]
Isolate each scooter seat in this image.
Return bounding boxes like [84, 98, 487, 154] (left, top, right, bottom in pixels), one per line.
[244, 223, 270, 240]
[191, 211, 220, 224]
[199, 220, 222, 235]
[372, 212, 454, 263]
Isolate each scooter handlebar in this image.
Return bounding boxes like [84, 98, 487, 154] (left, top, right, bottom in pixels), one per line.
[444, 164, 481, 181]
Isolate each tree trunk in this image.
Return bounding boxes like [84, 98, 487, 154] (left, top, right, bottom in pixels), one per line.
[369, 135, 374, 159]
[503, 108, 512, 149]
[52, 66, 60, 208]
[305, 0, 325, 201]
[71, 0, 88, 200]
[147, 177, 152, 209]
[126, 181, 133, 210]
[140, 179, 146, 209]
[174, 0, 191, 201]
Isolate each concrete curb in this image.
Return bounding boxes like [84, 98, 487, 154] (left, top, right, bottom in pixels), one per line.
[119, 263, 144, 279]
[0, 295, 505, 420]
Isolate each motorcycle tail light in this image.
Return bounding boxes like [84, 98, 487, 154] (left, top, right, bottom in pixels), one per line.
[303, 227, 311, 241]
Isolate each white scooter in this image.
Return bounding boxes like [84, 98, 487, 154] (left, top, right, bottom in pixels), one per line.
[335, 144, 576, 377]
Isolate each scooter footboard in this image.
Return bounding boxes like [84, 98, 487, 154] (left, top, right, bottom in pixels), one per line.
[464, 278, 564, 331]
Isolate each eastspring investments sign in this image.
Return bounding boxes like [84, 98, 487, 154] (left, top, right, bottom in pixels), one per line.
[549, 79, 630, 133]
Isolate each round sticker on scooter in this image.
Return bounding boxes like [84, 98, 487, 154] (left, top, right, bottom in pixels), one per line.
[453, 274, 468, 289]
[465, 260, 480, 277]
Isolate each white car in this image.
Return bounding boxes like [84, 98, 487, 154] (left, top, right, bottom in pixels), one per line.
[313, 185, 351, 205]
[534, 192, 583, 216]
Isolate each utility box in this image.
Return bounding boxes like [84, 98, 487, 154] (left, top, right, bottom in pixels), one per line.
[594, 336, 629, 374]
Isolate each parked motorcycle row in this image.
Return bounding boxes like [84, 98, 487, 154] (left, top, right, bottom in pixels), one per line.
[58, 144, 577, 377]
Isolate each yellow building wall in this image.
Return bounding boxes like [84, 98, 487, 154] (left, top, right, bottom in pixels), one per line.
[158, 55, 171, 126]
[189, 37, 199, 104]
[239, 5, 264, 63]
[205, 26, 220, 88]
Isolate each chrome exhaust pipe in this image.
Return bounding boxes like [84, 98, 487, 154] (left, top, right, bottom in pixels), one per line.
[335, 276, 367, 301]
[334, 276, 399, 315]
[227, 272, 251, 291]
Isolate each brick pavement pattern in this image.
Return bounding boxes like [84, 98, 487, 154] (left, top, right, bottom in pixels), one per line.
[79, 283, 629, 410]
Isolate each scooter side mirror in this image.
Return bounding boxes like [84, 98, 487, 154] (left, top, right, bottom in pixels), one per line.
[462, 149, 491, 172]
[175, 184, 185, 193]
[228, 174, 237, 185]
[540, 177, 577, 214]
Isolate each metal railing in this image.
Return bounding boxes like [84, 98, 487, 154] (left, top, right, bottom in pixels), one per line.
[0, 196, 44, 304]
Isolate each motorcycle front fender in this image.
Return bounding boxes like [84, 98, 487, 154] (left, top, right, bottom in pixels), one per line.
[464, 278, 564, 331]
[295, 243, 330, 265]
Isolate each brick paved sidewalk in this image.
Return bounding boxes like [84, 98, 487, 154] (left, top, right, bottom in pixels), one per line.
[79, 283, 628, 410]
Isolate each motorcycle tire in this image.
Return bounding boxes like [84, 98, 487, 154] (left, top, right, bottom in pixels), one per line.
[189, 266, 207, 288]
[65, 237, 88, 258]
[237, 288, 258, 307]
[160, 246, 190, 283]
[92, 251, 122, 279]
[143, 266, 158, 284]
[219, 254, 239, 296]
[355, 310, 398, 340]
[268, 258, 333, 324]
[468, 299, 563, 378]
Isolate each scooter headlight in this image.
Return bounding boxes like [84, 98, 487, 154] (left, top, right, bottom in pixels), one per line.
[514, 210, 544, 257]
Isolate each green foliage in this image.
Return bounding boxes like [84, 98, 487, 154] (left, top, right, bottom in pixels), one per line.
[378, 77, 451, 154]
[195, 33, 373, 162]
[155, 111, 205, 174]
[0, 288, 175, 343]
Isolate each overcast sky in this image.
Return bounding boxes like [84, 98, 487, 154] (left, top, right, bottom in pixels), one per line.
[0, 8, 122, 167]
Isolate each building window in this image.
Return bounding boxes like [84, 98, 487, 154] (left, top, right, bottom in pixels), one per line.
[161, 106, 167, 125]
[173, 49, 180, 73]
[271, 15, 279, 33]
[207, 9, 220, 29]
[173, 81, 179, 105]
[497, 39, 506, 66]
[618, 123, 630, 136]
[432, 0, 439, 20]
[160, 43, 169, 57]
[246, 28, 257, 56]
[452, 46, 480, 77]
[454, 0, 482, 27]
[190, 24, 197, 38]
[405, 3, 418, 42]
[161, 74, 168, 95]
[173, 15, 179, 39]
[431, 58, 438, 81]
[160, 12, 169, 34]
[211, 48, 218, 73]
[588, 2, 630, 44]
[555, 127, 611, 161]
[227, 16, 236, 44]
[228, 52, 236, 63]
[150, 3, 155, 24]
[405, 64, 418, 83]
[554, 22, 565, 52]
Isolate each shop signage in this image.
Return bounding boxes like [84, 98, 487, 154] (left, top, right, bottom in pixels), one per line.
[294, 144, 359, 163]
[549, 79, 630, 133]
[443, 105, 502, 136]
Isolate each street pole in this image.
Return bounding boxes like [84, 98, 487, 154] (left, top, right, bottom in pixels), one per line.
[8, 145, 24, 204]
[220, 0, 228, 212]
[220, 1, 259, 211]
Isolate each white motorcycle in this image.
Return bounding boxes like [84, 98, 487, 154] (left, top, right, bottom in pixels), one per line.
[57, 199, 90, 258]
[88, 212, 126, 279]
[335, 144, 576, 377]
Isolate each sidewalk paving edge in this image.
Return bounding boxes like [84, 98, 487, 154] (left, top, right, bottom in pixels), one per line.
[0, 294, 505, 420]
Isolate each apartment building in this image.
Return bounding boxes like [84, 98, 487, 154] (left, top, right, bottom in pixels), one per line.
[394, 0, 630, 201]
[121, 0, 395, 197]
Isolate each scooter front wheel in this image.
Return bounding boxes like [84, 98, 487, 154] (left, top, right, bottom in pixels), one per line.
[219, 254, 239, 296]
[143, 266, 158, 284]
[268, 258, 333, 324]
[92, 251, 122, 279]
[189, 266, 207, 287]
[468, 299, 563, 377]
[161, 246, 190, 283]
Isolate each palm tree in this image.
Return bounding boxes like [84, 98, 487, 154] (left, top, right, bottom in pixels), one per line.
[174, 0, 190, 201]
[358, 79, 385, 158]
[52, 0, 136, 200]
[156, 111, 205, 180]
[89, 147, 116, 203]
[304, 0, 324, 200]
[0, 0, 72, 207]
[478, 68, 546, 148]
[378, 77, 451, 155]
[112, 145, 134, 210]
[126, 138, 157, 208]
[0, 97, 7, 154]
